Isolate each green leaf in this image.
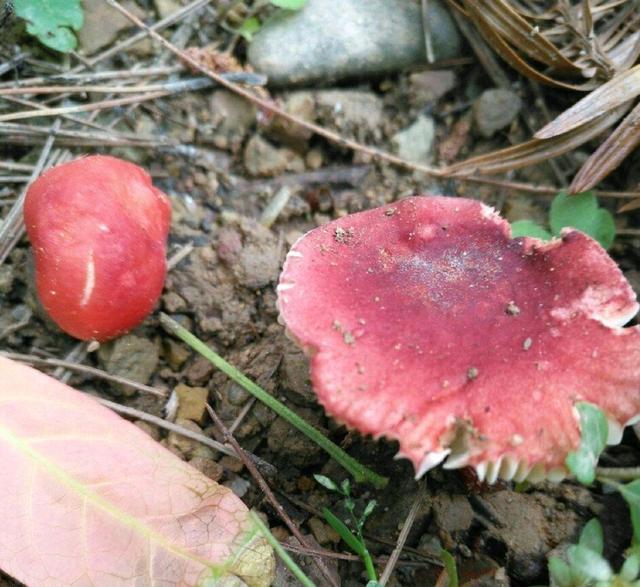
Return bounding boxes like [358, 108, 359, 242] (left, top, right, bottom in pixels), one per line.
[549, 191, 616, 249]
[615, 480, 640, 545]
[238, 16, 261, 41]
[565, 402, 608, 485]
[313, 474, 339, 492]
[270, 0, 307, 9]
[510, 220, 552, 240]
[621, 552, 640, 581]
[362, 499, 377, 520]
[440, 550, 459, 587]
[579, 519, 604, 555]
[340, 478, 351, 496]
[344, 497, 355, 514]
[14, 0, 83, 53]
[568, 545, 612, 581]
[548, 557, 573, 587]
[322, 507, 367, 558]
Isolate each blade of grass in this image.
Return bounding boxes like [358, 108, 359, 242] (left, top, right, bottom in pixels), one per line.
[159, 313, 388, 489]
[249, 511, 316, 587]
[322, 508, 377, 581]
[440, 550, 459, 587]
[322, 508, 367, 558]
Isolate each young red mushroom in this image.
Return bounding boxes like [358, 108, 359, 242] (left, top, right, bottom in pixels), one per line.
[277, 196, 640, 483]
[24, 155, 171, 342]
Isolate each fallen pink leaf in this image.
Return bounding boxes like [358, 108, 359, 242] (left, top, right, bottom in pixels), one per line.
[0, 356, 274, 587]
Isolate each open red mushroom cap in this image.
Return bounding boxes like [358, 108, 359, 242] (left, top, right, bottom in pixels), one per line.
[277, 196, 640, 483]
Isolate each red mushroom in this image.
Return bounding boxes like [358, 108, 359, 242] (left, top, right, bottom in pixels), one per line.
[277, 196, 640, 483]
[24, 155, 171, 342]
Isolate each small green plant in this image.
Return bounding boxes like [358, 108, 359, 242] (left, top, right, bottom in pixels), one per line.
[238, 0, 307, 41]
[547, 405, 640, 586]
[440, 549, 459, 587]
[511, 191, 616, 249]
[565, 403, 609, 485]
[237, 16, 261, 41]
[14, 0, 83, 53]
[270, 0, 307, 8]
[548, 519, 640, 586]
[314, 474, 380, 585]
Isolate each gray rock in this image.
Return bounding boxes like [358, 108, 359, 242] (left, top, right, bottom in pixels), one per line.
[224, 475, 251, 499]
[153, 0, 181, 19]
[391, 115, 435, 163]
[243, 134, 304, 177]
[79, 0, 143, 55]
[432, 494, 474, 534]
[248, 0, 461, 86]
[266, 91, 316, 148]
[314, 89, 384, 142]
[98, 334, 159, 396]
[224, 215, 282, 289]
[226, 382, 251, 406]
[473, 88, 523, 138]
[209, 90, 257, 152]
[410, 70, 457, 104]
[0, 264, 14, 294]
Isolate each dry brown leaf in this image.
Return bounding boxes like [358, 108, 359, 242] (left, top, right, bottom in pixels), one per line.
[446, 0, 640, 191]
[445, 105, 627, 175]
[608, 30, 640, 71]
[571, 101, 640, 193]
[536, 64, 640, 138]
[469, 0, 582, 72]
[582, 0, 594, 38]
[618, 198, 640, 213]
[459, 1, 599, 90]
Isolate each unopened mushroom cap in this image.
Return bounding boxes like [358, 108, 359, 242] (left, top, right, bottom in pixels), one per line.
[277, 196, 640, 483]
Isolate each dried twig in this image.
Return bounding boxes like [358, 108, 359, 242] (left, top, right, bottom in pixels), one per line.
[0, 65, 182, 88]
[0, 73, 265, 97]
[0, 351, 168, 397]
[379, 486, 426, 585]
[98, 398, 277, 477]
[206, 404, 340, 587]
[0, 120, 61, 265]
